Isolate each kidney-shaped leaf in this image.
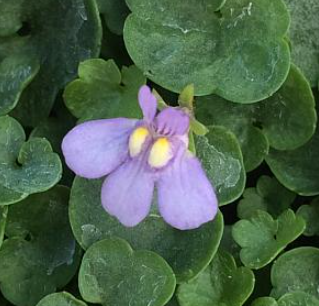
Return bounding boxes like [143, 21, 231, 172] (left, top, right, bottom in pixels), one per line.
[69, 176, 224, 283]
[79, 238, 176, 306]
[124, 0, 290, 102]
[196, 65, 316, 171]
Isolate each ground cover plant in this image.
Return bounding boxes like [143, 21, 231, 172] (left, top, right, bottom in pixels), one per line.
[0, 0, 318, 305]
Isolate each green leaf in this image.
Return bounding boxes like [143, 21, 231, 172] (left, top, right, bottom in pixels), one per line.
[177, 251, 255, 306]
[195, 126, 246, 205]
[0, 206, 7, 248]
[271, 247, 319, 299]
[284, 0, 319, 86]
[97, 0, 129, 35]
[0, 0, 24, 36]
[0, 116, 62, 201]
[237, 176, 296, 219]
[251, 297, 277, 306]
[36, 292, 88, 306]
[69, 176, 224, 283]
[0, 54, 39, 115]
[0, 186, 82, 306]
[124, 0, 290, 102]
[297, 197, 319, 236]
[196, 64, 316, 171]
[1, 0, 102, 127]
[78, 238, 176, 306]
[64, 59, 145, 122]
[266, 117, 319, 196]
[232, 210, 305, 269]
[278, 292, 319, 306]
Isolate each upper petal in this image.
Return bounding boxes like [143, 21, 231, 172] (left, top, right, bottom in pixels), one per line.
[101, 154, 155, 227]
[155, 107, 190, 136]
[62, 118, 137, 179]
[157, 151, 218, 230]
[138, 85, 157, 122]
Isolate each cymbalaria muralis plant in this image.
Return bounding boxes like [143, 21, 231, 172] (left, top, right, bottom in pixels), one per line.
[0, 0, 318, 306]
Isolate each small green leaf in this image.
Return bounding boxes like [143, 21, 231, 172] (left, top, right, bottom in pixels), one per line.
[232, 210, 305, 269]
[251, 297, 277, 306]
[237, 176, 296, 219]
[196, 65, 316, 171]
[78, 238, 176, 306]
[0, 186, 82, 306]
[271, 247, 319, 299]
[284, 0, 319, 86]
[124, 0, 290, 102]
[36, 292, 88, 306]
[177, 251, 255, 306]
[97, 0, 130, 35]
[195, 126, 246, 205]
[297, 197, 319, 236]
[64, 59, 145, 122]
[266, 115, 319, 195]
[69, 176, 224, 283]
[178, 84, 195, 109]
[4, 0, 102, 127]
[0, 206, 7, 248]
[0, 54, 39, 115]
[0, 116, 62, 199]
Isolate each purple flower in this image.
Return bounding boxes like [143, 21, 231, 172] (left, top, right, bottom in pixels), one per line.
[62, 85, 218, 230]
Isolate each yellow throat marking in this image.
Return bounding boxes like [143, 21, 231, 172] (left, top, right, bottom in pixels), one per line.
[129, 127, 149, 157]
[148, 137, 172, 168]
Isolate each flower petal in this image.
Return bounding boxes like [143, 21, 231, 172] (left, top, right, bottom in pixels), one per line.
[101, 154, 154, 227]
[155, 107, 190, 136]
[62, 118, 137, 179]
[157, 151, 218, 230]
[138, 85, 157, 122]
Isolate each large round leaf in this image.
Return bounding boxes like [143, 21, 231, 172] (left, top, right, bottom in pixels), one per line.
[0, 0, 102, 126]
[69, 176, 224, 283]
[0, 116, 62, 204]
[271, 247, 319, 299]
[266, 113, 319, 196]
[177, 251, 255, 306]
[78, 238, 176, 306]
[196, 65, 316, 171]
[124, 0, 290, 102]
[297, 197, 319, 236]
[0, 186, 82, 306]
[195, 126, 246, 205]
